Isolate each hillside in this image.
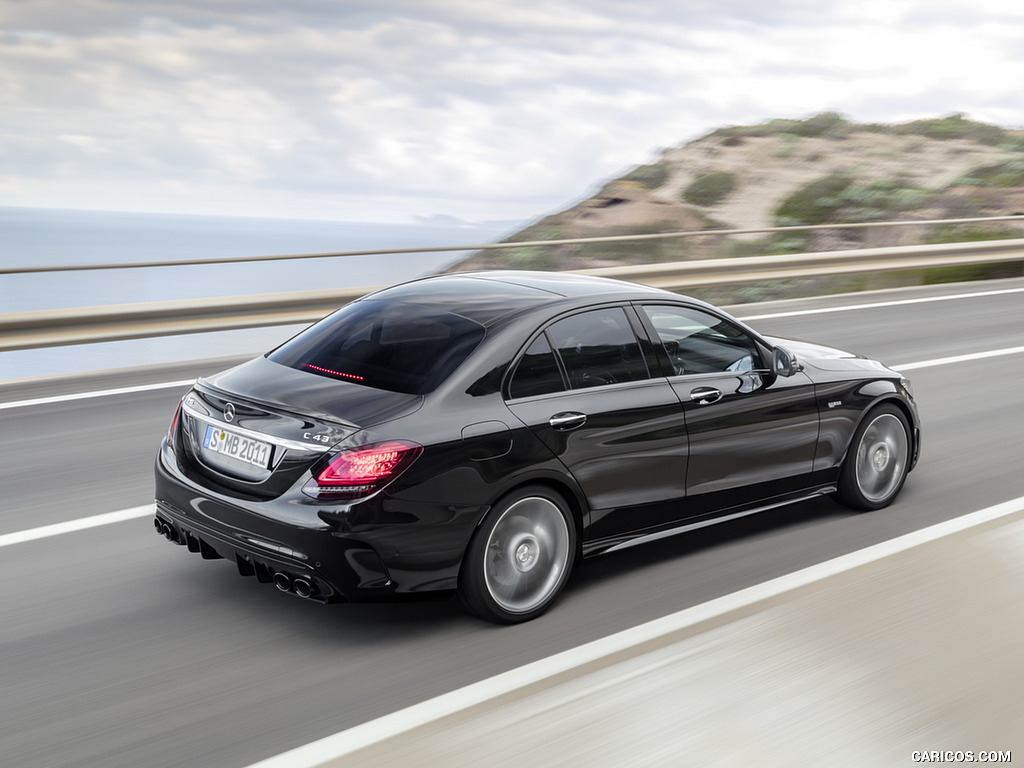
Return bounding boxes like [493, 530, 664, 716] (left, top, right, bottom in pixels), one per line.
[454, 113, 1024, 273]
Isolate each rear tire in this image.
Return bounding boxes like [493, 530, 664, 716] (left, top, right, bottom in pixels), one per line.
[836, 404, 911, 511]
[457, 486, 576, 624]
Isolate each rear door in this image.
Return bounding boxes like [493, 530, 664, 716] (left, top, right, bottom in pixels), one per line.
[504, 306, 689, 540]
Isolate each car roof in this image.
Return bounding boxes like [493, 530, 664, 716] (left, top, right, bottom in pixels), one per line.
[363, 270, 673, 326]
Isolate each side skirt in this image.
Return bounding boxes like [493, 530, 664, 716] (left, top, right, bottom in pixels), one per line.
[582, 484, 837, 557]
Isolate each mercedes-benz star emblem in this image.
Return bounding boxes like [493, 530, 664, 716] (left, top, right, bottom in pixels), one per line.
[224, 402, 235, 422]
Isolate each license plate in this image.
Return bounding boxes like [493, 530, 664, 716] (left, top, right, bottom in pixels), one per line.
[203, 424, 272, 469]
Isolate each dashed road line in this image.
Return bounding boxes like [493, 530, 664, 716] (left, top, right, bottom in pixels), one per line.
[737, 285, 1024, 321]
[0, 379, 194, 411]
[0, 505, 155, 548]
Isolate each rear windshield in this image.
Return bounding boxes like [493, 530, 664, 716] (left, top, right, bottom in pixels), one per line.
[268, 300, 486, 395]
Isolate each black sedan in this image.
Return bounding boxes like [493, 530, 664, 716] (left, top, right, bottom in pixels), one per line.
[155, 271, 920, 623]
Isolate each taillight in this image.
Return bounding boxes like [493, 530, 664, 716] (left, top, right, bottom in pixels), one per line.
[166, 400, 183, 446]
[302, 441, 422, 500]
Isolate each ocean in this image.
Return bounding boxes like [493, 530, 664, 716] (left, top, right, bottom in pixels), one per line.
[0, 206, 521, 381]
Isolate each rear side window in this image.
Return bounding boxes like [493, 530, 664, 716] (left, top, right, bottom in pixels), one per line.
[508, 335, 565, 399]
[547, 307, 649, 389]
[268, 300, 485, 394]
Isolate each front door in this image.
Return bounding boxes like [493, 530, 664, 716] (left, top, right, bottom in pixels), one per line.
[638, 303, 819, 514]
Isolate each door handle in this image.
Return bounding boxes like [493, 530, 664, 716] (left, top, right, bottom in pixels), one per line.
[549, 412, 587, 430]
[689, 387, 722, 405]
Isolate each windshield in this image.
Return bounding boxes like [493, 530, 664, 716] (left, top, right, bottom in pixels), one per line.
[268, 300, 486, 395]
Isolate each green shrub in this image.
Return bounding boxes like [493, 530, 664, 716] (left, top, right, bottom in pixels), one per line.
[704, 113, 1019, 149]
[788, 111, 851, 138]
[773, 173, 853, 225]
[683, 171, 738, 206]
[920, 262, 1024, 285]
[767, 235, 810, 254]
[571, 222, 696, 264]
[919, 216, 1024, 283]
[893, 113, 1008, 146]
[924, 226, 1024, 244]
[620, 163, 670, 189]
[774, 175, 935, 226]
[949, 160, 1024, 188]
[709, 112, 851, 141]
[833, 180, 934, 222]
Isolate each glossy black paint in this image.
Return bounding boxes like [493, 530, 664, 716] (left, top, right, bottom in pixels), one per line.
[154, 271, 921, 608]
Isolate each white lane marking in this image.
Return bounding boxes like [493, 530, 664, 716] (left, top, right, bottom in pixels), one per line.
[0, 505, 155, 548]
[893, 345, 1024, 371]
[0, 379, 195, 411]
[737, 285, 1024, 321]
[244, 495, 1024, 768]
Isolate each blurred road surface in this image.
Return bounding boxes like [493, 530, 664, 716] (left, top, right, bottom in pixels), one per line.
[288, 500, 1023, 767]
[1, 279, 1022, 767]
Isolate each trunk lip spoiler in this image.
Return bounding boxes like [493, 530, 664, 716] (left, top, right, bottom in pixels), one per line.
[181, 400, 332, 454]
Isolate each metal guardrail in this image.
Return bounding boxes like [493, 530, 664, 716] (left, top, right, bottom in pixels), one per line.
[0, 288, 374, 351]
[3, 238, 1023, 352]
[576, 237, 1024, 290]
[4, 215, 1023, 275]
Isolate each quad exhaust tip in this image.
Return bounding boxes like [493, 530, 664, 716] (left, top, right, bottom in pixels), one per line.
[293, 578, 314, 599]
[154, 518, 179, 544]
[272, 571, 315, 599]
[273, 572, 292, 593]
[155, 517, 318, 599]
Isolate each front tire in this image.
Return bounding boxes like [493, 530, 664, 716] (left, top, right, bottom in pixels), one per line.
[836, 404, 911, 511]
[458, 486, 576, 624]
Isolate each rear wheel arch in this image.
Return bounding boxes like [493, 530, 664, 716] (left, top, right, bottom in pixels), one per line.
[477, 475, 587, 550]
[518, 478, 584, 545]
[457, 482, 580, 623]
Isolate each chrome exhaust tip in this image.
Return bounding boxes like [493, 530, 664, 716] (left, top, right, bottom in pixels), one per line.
[160, 521, 178, 543]
[272, 572, 293, 593]
[293, 578, 314, 599]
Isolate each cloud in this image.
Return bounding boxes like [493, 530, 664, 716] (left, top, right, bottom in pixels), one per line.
[1, 1, 1022, 222]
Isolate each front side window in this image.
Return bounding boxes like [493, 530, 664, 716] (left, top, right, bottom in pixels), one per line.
[268, 300, 485, 395]
[642, 305, 762, 375]
[546, 307, 649, 389]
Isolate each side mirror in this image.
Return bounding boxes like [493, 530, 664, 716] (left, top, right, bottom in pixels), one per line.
[773, 347, 802, 377]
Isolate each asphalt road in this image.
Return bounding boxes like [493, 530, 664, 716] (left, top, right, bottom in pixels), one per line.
[2, 278, 1023, 768]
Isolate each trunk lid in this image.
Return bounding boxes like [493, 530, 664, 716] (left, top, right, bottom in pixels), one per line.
[176, 356, 423, 498]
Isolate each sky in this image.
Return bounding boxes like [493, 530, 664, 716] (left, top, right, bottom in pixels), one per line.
[3, 0, 1024, 225]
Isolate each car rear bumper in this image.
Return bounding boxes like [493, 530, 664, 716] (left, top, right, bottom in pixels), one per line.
[154, 449, 467, 603]
[153, 495, 395, 603]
